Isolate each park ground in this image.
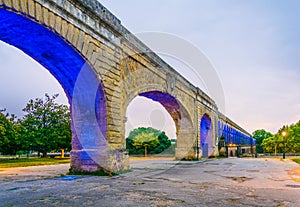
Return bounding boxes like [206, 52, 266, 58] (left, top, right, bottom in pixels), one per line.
[0, 157, 300, 207]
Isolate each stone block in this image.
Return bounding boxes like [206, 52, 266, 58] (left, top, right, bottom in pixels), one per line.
[70, 148, 129, 174]
[106, 114, 122, 123]
[86, 42, 98, 62]
[49, 11, 55, 29]
[12, 0, 20, 11]
[89, 52, 100, 66]
[109, 142, 125, 149]
[104, 87, 121, 98]
[99, 55, 117, 68]
[54, 16, 62, 34]
[107, 130, 122, 141]
[175, 147, 197, 160]
[65, 25, 74, 44]
[3, 0, 12, 8]
[76, 30, 87, 51]
[108, 137, 122, 144]
[106, 93, 122, 104]
[72, 27, 80, 47]
[81, 35, 92, 57]
[42, 7, 49, 25]
[27, 0, 35, 18]
[107, 124, 121, 132]
[61, 20, 69, 38]
[35, 2, 42, 22]
[107, 118, 122, 128]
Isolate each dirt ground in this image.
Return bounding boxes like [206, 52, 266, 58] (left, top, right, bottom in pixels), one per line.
[287, 166, 300, 182]
[0, 158, 300, 207]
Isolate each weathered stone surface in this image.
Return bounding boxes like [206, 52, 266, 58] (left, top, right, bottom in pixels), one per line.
[12, 0, 19, 11]
[27, 0, 35, 17]
[3, 0, 12, 8]
[35, 2, 42, 22]
[19, 0, 28, 14]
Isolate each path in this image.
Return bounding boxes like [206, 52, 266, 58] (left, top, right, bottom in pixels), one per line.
[0, 158, 299, 207]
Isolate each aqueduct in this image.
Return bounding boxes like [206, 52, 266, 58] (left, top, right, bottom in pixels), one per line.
[0, 0, 254, 173]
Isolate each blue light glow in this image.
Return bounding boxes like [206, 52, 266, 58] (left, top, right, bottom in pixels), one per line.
[0, 8, 108, 167]
[218, 121, 255, 145]
[200, 114, 212, 157]
[0, 9, 83, 100]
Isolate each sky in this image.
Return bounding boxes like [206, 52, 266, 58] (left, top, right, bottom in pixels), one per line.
[0, 0, 300, 137]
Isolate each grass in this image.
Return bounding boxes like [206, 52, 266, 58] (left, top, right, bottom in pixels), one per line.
[292, 158, 300, 164]
[0, 158, 70, 169]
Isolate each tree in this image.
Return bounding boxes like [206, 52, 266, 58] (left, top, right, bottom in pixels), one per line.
[252, 129, 272, 153]
[261, 134, 281, 153]
[0, 109, 21, 155]
[133, 132, 159, 157]
[261, 123, 300, 154]
[20, 94, 71, 157]
[287, 122, 300, 152]
[126, 127, 172, 155]
[0, 111, 10, 154]
[153, 131, 171, 154]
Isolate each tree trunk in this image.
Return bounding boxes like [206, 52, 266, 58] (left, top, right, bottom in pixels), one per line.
[42, 151, 47, 158]
[144, 146, 147, 157]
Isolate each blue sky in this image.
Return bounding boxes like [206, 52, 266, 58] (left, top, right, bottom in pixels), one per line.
[0, 0, 299, 137]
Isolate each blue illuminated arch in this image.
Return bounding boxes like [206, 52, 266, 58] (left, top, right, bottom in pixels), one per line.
[200, 114, 212, 158]
[218, 121, 255, 146]
[139, 90, 192, 133]
[0, 8, 107, 150]
[0, 9, 84, 99]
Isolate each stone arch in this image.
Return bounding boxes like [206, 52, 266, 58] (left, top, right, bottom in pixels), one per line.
[200, 114, 213, 158]
[0, 6, 108, 172]
[124, 88, 195, 160]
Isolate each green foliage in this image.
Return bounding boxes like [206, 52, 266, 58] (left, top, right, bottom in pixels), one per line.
[261, 122, 300, 153]
[261, 134, 281, 153]
[0, 109, 21, 155]
[287, 122, 300, 152]
[133, 132, 159, 156]
[252, 129, 273, 153]
[20, 94, 71, 157]
[0, 94, 71, 156]
[126, 127, 172, 155]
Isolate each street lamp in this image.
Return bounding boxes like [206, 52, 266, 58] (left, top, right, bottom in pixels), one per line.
[281, 130, 287, 159]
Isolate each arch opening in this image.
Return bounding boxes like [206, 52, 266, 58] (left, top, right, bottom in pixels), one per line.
[200, 114, 213, 158]
[126, 90, 195, 159]
[0, 8, 107, 172]
[126, 96, 176, 139]
[125, 96, 176, 156]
